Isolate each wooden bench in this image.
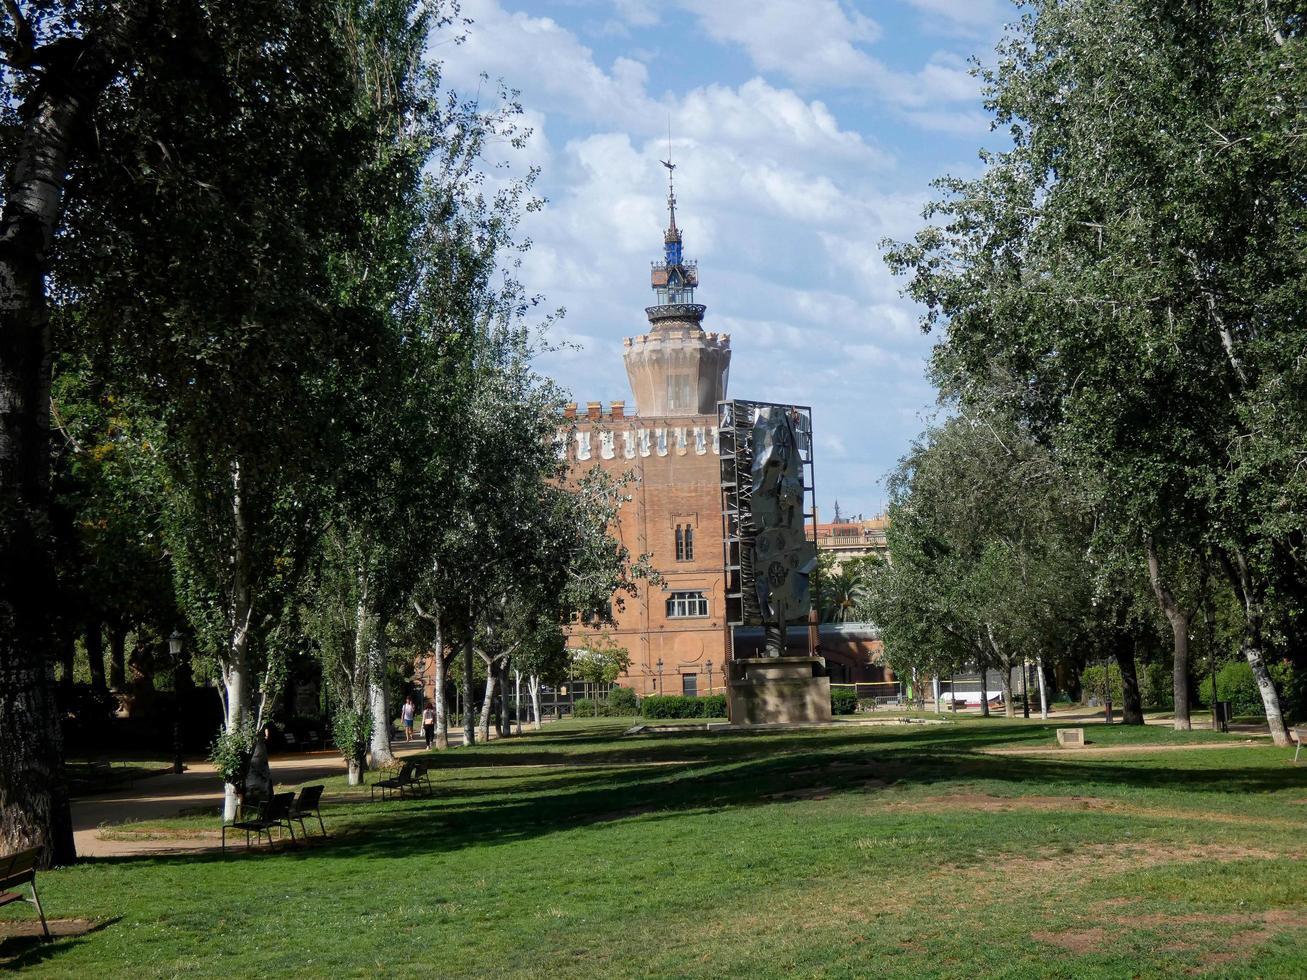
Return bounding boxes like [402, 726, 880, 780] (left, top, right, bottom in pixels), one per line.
[0, 848, 50, 940]
[1294, 725, 1306, 763]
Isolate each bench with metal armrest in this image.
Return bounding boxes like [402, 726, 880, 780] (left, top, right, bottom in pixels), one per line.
[222, 791, 298, 852]
[289, 785, 328, 838]
[0, 848, 50, 940]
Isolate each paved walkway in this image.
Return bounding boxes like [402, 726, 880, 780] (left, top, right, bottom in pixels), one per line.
[71, 735, 471, 858]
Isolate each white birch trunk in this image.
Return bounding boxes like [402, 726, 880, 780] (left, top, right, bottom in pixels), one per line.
[347, 760, 363, 785]
[368, 624, 394, 765]
[514, 670, 523, 736]
[1036, 655, 1049, 720]
[478, 667, 497, 743]
[529, 675, 542, 730]
[221, 460, 253, 822]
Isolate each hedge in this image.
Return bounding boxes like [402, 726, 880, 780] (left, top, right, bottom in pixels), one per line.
[640, 694, 727, 719]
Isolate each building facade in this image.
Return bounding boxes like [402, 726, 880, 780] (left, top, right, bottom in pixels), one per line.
[560, 168, 732, 698]
[561, 170, 895, 699]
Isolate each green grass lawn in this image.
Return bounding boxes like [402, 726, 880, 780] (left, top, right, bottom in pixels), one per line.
[4, 718, 1307, 977]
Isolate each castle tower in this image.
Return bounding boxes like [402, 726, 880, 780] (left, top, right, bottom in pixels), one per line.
[623, 159, 731, 416]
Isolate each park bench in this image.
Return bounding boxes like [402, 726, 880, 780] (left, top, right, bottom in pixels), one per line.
[88, 756, 133, 789]
[1294, 725, 1307, 763]
[222, 791, 297, 852]
[371, 761, 416, 802]
[0, 848, 50, 940]
[289, 785, 327, 839]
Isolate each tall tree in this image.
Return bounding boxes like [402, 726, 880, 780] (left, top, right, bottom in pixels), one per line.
[885, 0, 1304, 743]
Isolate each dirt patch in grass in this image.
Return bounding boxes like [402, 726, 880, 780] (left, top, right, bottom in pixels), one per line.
[0, 917, 103, 939]
[1032, 906, 1307, 972]
[880, 792, 1306, 830]
[1030, 927, 1106, 953]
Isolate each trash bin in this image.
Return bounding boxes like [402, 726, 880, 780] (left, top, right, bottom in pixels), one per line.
[1215, 701, 1232, 732]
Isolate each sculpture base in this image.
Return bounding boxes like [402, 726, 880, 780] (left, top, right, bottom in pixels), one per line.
[727, 656, 832, 726]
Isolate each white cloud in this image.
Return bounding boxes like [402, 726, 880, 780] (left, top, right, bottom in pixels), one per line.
[429, 0, 961, 516]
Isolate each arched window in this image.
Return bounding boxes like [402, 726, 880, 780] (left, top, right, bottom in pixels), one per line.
[675, 525, 684, 561]
[684, 525, 694, 561]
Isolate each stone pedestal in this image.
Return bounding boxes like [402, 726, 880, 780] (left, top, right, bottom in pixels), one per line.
[727, 656, 832, 725]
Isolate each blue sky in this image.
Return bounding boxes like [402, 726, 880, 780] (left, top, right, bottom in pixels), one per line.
[436, 0, 1015, 519]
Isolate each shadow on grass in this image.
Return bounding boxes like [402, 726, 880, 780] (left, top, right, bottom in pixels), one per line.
[0, 917, 121, 973]
[78, 720, 1307, 878]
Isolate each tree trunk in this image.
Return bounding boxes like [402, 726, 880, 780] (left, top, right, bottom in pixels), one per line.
[1145, 536, 1193, 731]
[514, 670, 522, 735]
[368, 619, 395, 766]
[1114, 639, 1145, 725]
[478, 665, 496, 743]
[221, 461, 253, 823]
[433, 617, 449, 750]
[1035, 655, 1049, 720]
[0, 8, 145, 867]
[462, 628, 476, 745]
[108, 622, 127, 690]
[529, 674, 542, 731]
[977, 658, 990, 717]
[1222, 548, 1289, 746]
[347, 758, 363, 786]
[497, 660, 510, 737]
[85, 618, 106, 695]
[1000, 666, 1013, 719]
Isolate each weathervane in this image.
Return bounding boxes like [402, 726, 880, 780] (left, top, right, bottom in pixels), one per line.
[660, 117, 677, 232]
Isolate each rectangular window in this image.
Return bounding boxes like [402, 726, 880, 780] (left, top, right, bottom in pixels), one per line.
[682, 673, 698, 697]
[674, 524, 695, 562]
[666, 374, 692, 412]
[665, 590, 709, 618]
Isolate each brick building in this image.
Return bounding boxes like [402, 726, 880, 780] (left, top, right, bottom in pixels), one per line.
[560, 167, 895, 698]
[560, 165, 732, 697]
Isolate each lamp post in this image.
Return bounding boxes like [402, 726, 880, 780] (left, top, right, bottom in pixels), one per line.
[656, 658, 664, 695]
[705, 659, 714, 697]
[168, 629, 186, 774]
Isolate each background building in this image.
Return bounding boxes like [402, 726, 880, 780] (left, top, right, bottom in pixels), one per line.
[562, 170, 894, 699]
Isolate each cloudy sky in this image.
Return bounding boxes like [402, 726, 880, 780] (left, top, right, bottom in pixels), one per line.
[436, 0, 1014, 519]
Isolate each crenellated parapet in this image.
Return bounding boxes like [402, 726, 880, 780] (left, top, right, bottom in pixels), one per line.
[555, 418, 722, 461]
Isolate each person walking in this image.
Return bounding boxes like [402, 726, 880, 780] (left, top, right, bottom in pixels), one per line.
[402, 697, 416, 742]
[422, 701, 436, 749]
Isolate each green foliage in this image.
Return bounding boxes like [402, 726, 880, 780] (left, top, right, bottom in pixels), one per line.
[830, 687, 859, 715]
[607, 686, 638, 714]
[1202, 659, 1302, 720]
[330, 707, 372, 765]
[1080, 665, 1122, 706]
[640, 694, 726, 719]
[207, 719, 256, 787]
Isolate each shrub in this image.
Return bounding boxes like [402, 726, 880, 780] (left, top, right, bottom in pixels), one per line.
[700, 694, 727, 718]
[1079, 665, 1122, 706]
[1200, 658, 1301, 719]
[572, 698, 597, 717]
[1138, 662, 1173, 710]
[831, 687, 858, 715]
[208, 719, 256, 788]
[607, 686, 639, 715]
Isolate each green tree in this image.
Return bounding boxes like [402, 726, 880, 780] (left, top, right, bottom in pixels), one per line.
[885, 0, 1304, 743]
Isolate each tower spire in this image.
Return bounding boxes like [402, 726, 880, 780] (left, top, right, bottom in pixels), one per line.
[659, 119, 679, 245]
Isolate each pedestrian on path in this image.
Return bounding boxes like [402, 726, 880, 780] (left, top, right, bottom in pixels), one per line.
[422, 701, 436, 749]
[402, 697, 416, 742]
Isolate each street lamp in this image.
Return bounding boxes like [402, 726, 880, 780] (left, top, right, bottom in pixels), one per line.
[168, 630, 186, 774]
[705, 660, 714, 697]
[655, 658, 664, 695]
